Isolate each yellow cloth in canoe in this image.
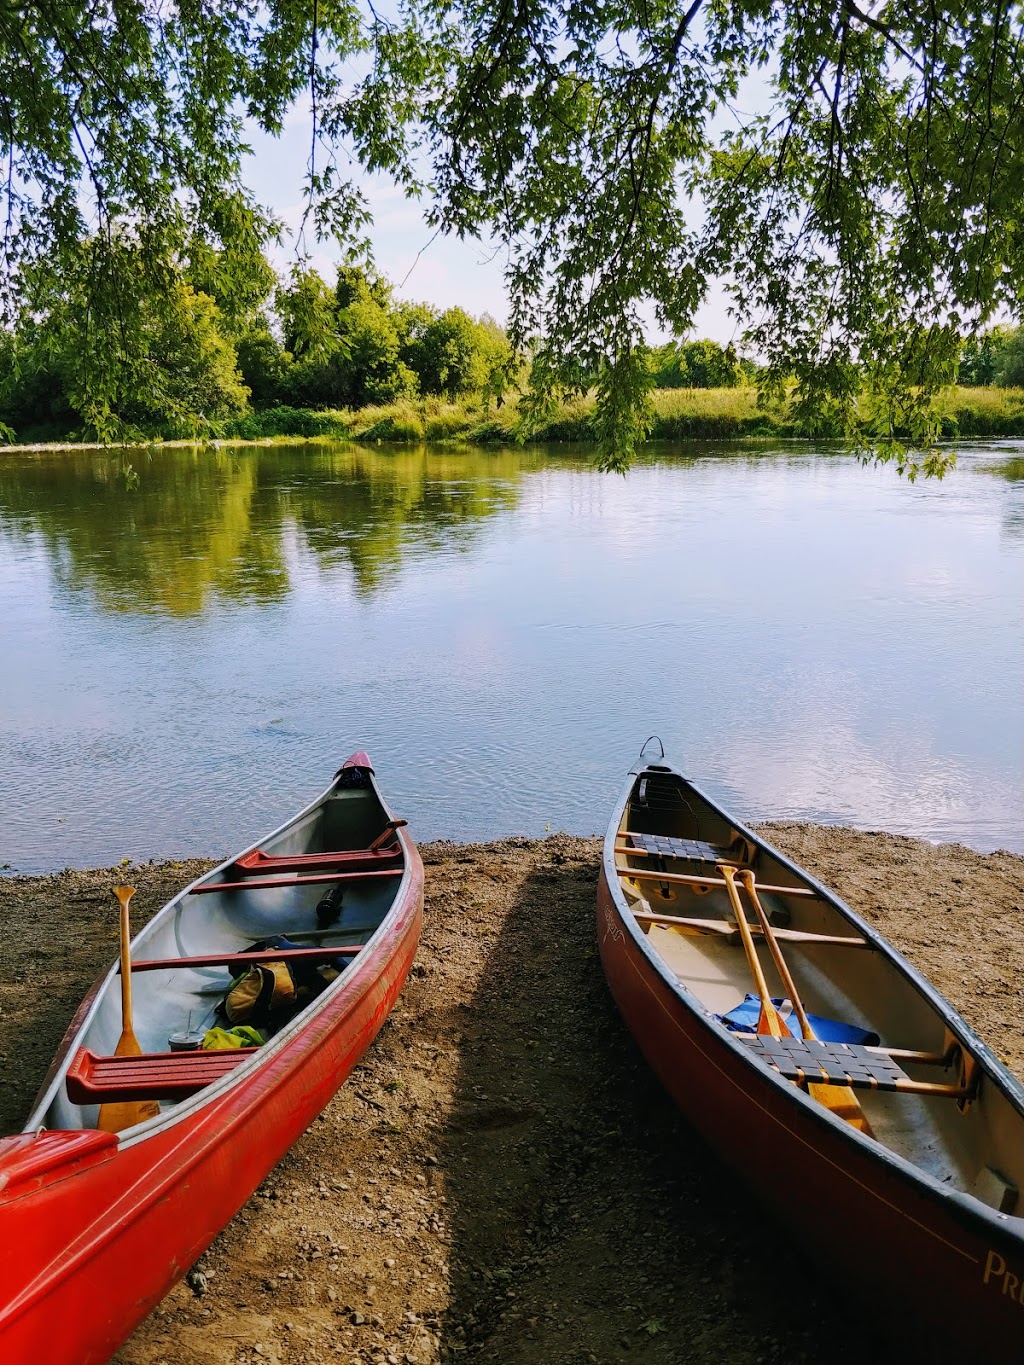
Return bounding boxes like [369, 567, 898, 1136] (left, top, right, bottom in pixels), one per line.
[201, 1025, 264, 1051]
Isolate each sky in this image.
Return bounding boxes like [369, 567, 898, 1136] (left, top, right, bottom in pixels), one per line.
[241, 109, 741, 345]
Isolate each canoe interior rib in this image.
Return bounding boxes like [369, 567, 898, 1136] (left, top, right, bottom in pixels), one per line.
[29, 777, 406, 1136]
[613, 767, 1024, 1214]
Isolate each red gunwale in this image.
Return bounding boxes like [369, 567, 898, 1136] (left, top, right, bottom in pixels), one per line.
[598, 766, 1024, 1359]
[0, 756, 424, 1365]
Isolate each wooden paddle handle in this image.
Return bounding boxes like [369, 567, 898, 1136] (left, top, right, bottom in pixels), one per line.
[719, 867, 785, 1039]
[114, 885, 135, 1034]
[739, 870, 813, 1040]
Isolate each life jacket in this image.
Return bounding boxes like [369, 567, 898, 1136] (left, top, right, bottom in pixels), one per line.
[220, 936, 349, 1030]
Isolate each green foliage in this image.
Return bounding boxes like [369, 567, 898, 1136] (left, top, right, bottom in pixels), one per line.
[651, 341, 744, 389]
[7, 2, 1022, 464]
[2, 242, 249, 439]
[958, 328, 1015, 387]
[992, 330, 1024, 388]
[408, 308, 513, 401]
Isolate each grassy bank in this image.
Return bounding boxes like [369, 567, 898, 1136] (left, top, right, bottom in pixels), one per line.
[6, 385, 1024, 452]
[217, 383, 1024, 445]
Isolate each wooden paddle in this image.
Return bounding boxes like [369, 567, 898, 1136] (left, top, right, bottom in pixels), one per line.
[736, 869, 873, 1136]
[718, 866, 788, 1039]
[97, 885, 161, 1134]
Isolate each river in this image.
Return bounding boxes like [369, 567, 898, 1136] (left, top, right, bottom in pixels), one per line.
[1, 439, 1021, 871]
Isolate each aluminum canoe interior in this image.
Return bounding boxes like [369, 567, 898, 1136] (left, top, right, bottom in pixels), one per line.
[609, 765, 1024, 1219]
[27, 772, 410, 1136]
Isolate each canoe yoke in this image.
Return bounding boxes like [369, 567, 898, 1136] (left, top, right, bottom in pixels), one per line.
[66, 1048, 259, 1105]
[191, 868, 404, 894]
[738, 1035, 979, 1102]
[125, 944, 365, 973]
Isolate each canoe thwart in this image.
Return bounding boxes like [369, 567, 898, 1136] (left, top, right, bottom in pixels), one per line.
[66, 1048, 258, 1104]
[191, 869, 404, 894]
[632, 909, 870, 948]
[617, 866, 817, 898]
[233, 847, 402, 876]
[737, 1035, 978, 1100]
[128, 945, 365, 973]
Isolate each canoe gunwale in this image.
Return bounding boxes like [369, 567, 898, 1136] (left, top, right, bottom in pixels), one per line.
[23, 762, 416, 1145]
[601, 759, 1024, 1235]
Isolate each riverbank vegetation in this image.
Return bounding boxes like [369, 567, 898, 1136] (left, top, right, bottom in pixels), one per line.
[4, 253, 1024, 450]
[217, 383, 1024, 448]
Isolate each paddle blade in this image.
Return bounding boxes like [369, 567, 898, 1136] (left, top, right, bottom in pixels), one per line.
[808, 1082, 874, 1136]
[756, 1002, 790, 1040]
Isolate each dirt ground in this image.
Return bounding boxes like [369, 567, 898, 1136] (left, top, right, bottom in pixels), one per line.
[1, 827, 1023, 1365]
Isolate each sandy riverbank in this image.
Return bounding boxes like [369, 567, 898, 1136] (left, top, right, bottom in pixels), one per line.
[1, 826, 1022, 1364]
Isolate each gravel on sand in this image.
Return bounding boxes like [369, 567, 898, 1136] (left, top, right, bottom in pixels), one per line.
[1, 827, 1022, 1365]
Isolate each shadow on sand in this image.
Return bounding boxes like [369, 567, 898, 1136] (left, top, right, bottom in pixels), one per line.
[433, 851, 885, 1365]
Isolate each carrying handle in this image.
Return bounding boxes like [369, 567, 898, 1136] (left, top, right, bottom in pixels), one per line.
[638, 734, 665, 762]
[368, 819, 408, 851]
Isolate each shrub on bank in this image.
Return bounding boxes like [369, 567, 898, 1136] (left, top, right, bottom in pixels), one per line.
[221, 406, 351, 440]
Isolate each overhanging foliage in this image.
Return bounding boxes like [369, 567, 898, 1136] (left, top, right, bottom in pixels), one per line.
[3, 0, 1023, 465]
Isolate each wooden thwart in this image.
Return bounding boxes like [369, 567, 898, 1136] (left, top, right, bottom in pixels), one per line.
[127, 945, 364, 973]
[616, 866, 817, 898]
[191, 868, 404, 893]
[633, 909, 869, 949]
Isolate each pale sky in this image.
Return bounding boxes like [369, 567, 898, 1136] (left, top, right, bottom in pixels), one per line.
[242, 110, 740, 344]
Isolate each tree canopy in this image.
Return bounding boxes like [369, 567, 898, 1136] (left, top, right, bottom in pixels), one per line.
[3, 1, 1024, 466]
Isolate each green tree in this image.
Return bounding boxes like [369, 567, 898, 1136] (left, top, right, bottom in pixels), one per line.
[4, 2, 1024, 465]
[409, 308, 508, 400]
[651, 340, 743, 389]
[4, 245, 248, 438]
[959, 328, 1015, 386]
[993, 330, 1024, 388]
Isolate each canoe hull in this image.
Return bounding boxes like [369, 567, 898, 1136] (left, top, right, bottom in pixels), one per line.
[0, 772, 423, 1365]
[598, 867, 1024, 1357]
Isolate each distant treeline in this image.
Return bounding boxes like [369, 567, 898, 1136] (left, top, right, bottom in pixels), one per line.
[0, 251, 1022, 445]
[0, 249, 757, 443]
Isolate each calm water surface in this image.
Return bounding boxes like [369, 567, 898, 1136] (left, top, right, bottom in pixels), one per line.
[1, 440, 1021, 872]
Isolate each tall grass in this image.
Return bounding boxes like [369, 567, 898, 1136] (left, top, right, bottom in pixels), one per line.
[18, 385, 1021, 451]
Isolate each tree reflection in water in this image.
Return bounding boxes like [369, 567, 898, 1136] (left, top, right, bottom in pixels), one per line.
[0, 443, 542, 613]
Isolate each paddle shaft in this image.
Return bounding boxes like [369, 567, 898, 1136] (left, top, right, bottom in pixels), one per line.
[736, 869, 873, 1136]
[718, 866, 785, 1039]
[114, 884, 140, 1053]
[738, 871, 812, 1038]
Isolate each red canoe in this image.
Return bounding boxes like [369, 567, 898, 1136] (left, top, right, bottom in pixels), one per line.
[597, 753, 1024, 1358]
[0, 753, 423, 1365]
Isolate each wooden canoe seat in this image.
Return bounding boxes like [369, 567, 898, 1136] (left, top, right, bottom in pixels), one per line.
[66, 1048, 258, 1105]
[232, 847, 401, 876]
[128, 944, 363, 973]
[737, 1035, 977, 1100]
[619, 833, 738, 864]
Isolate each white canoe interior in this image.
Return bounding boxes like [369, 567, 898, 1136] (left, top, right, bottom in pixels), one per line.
[28, 771, 409, 1137]
[612, 767, 1024, 1217]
